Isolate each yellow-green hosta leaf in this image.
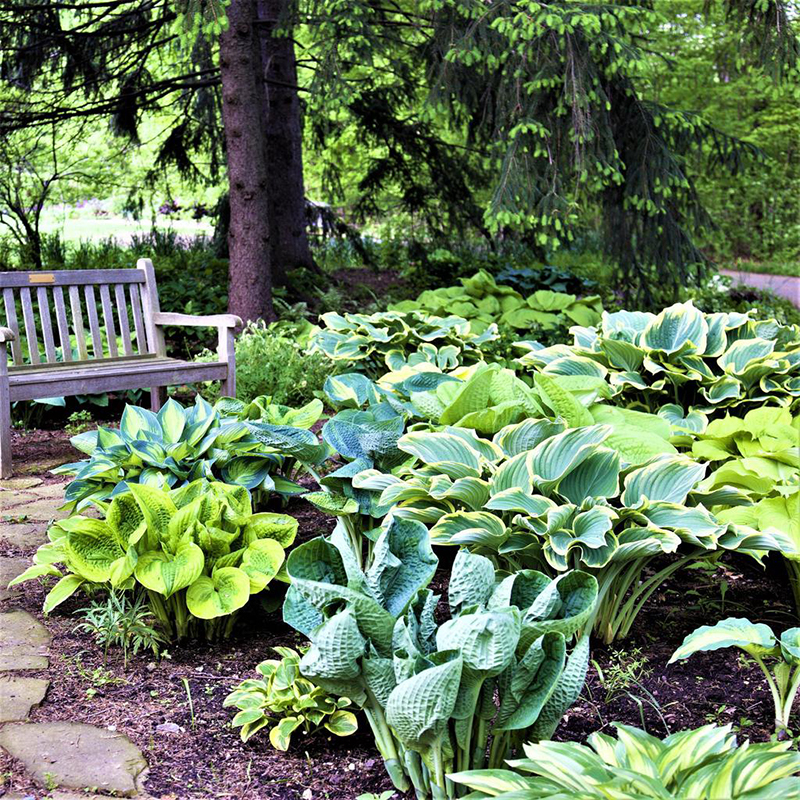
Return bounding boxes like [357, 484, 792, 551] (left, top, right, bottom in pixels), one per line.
[243, 513, 298, 547]
[604, 426, 677, 467]
[186, 566, 251, 619]
[324, 709, 358, 737]
[63, 520, 125, 583]
[134, 542, 205, 598]
[303, 491, 359, 516]
[128, 483, 177, 542]
[6, 562, 62, 587]
[106, 493, 146, 547]
[669, 617, 779, 663]
[240, 539, 285, 593]
[108, 547, 138, 587]
[43, 574, 85, 612]
[534, 373, 594, 427]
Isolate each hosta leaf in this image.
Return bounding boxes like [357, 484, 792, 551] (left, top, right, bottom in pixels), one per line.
[119, 404, 162, 441]
[494, 419, 566, 458]
[399, 431, 482, 474]
[220, 456, 272, 489]
[324, 709, 358, 737]
[303, 491, 359, 516]
[186, 566, 251, 619]
[157, 398, 187, 444]
[557, 449, 620, 504]
[780, 629, 800, 667]
[534, 373, 594, 427]
[530, 425, 609, 495]
[43, 574, 85, 612]
[430, 511, 507, 548]
[62, 520, 125, 583]
[669, 617, 779, 663]
[449, 550, 496, 615]
[243, 513, 298, 547]
[134, 542, 205, 598]
[240, 539, 285, 593]
[622, 455, 706, 506]
[640, 302, 708, 355]
[718, 338, 775, 374]
[128, 483, 177, 542]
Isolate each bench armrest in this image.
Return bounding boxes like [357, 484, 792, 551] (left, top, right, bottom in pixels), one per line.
[0, 327, 16, 343]
[152, 312, 242, 329]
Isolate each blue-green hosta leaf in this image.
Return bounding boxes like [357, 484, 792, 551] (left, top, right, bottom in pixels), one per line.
[493, 419, 566, 458]
[449, 550, 496, 615]
[657, 404, 709, 435]
[385, 651, 463, 752]
[670, 617, 779, 662]
[640, 302, 708, 355]
[445, 427, 505, 462]
[530, 425, 609, 495]
[430, 511, 507, 548]
[323, 373, 380, 409]
[428, 475, 490, 510]
[119, 404, 162, 441]
[486, 488, 556, 517]
[718, 338, 776, 375]
[157, 398, 187, 444]
[402, 371, 461, 394]
[602, 309, 655, 339]
[437, 608, 520, 679]
[186, 566, 251, 619]
[544, 506, 617, 571]
[247, 423, 329, 465]
[491, 451, 534, 496]
[621, 456, 706, 507]
[134, 542, 205, 598]
[780, 629, 800, 667]
[642, 503, 723, 547]
[557, 449, 621, 504]
[240, 539, 285, 593]
[520, 571, 598, 643]
[399, 431, 482, 477]
[602, 338, 645, 372]
[63, 519, 125, 583]
[542, 356, 607, 378]
[613, 526, 681, 561]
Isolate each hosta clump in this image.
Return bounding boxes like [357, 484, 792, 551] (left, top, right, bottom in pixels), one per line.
[450, 723, 800, 799]
[223, 647, 358, 749]
[671, 617, 800, 738]
[283, 519, 597, 799]
[11, 480, 298, 640]
[308, 309, 497, 377]
[56, 397, 328, 512]
[517, 301, 800, 415]
[215, 395, 323, 429]
[380, 420, 787, 643]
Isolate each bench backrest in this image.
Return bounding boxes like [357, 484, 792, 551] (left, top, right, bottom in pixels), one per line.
[0, 260, 163, 367]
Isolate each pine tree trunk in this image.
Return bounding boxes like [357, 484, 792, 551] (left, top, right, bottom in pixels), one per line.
[257, 0, 315, 285]
[220, 0, 275, 323]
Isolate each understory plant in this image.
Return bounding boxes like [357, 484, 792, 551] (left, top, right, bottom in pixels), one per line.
[283, 518, 597, 799]
[55, 397, 328, 511]
[11, 480, 298, 640]
[670, 617, 800, 738]
[450, 723, 800, 799]
[308, 309, 498, 377]
[223, 646, 358, 749]
[379, 421, 786, 643]
[517, 301, 800, 415]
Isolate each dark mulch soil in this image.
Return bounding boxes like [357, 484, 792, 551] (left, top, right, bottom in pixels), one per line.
[1, 429, 797, 799]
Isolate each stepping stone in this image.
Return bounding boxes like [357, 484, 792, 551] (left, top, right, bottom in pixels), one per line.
[0, 675, 49, 721]
[0, 722, 148, 797]
[1, 498, 66, 523]
[0, 557, 33, 602]
[0, 490, 40, 514]
[0, 477, 42, 490]
[0, 611, 51, 671]
[0, 522, 46, 549]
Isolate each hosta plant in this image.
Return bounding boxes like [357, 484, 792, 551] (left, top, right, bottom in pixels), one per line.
[308, 309, 497, 378]
[223, 646, 358, 749]
[215, 395, 324, 429]
[517, 301, 800, 415]
[389, 269, 603, 334]
[283, 519, 597, 799]
[450, 722, 800, 799]
[10, 480, 298, 640]
[379, 421, 786, 643]
[670, 617, 800, 737]
[55, 397, 328, 511]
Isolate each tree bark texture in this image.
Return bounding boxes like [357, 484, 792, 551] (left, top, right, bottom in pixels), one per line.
[257, 0, 315, 284]
[220, 0, 275, 323]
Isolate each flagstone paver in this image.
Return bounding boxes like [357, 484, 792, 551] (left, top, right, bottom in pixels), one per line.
[0, 558, 33, 602]
[0, 611, 51, 671]
[0, 722, 148, 797]
[0, 675, 49, 722]
[0, 522, 46, 548]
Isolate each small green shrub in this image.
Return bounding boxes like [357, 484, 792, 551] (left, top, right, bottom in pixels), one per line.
[197, 321, 330, 406]
[224, 646, 358, 748]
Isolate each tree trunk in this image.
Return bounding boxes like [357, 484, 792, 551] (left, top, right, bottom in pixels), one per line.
[257, 0, 315, 285]
[220, 0, 275, 323]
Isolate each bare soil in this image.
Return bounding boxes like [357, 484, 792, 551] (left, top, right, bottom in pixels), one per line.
[1, 428, 796, 800]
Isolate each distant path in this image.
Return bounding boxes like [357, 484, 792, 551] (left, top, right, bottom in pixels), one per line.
[721, 269, 800, 308]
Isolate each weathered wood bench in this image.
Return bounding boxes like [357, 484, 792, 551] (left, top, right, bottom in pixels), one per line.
[0, 258, 241, 477]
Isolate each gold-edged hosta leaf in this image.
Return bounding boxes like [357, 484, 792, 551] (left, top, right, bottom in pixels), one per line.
[243, 513, 298, 547]
[324, 709, 358, 737]
[640, 302, 708, 355]
[430, 511, 507, 547]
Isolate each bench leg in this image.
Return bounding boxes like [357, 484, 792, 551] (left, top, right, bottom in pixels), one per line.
[218, 325, 236, 399]
[150, 386, 168, 412]
[0, 371, 11, 480]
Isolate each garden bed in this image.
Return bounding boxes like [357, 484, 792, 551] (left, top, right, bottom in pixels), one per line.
[0, 431, 794, 800]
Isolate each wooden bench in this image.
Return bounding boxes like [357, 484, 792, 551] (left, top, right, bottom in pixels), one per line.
[0, 258, 241, 477]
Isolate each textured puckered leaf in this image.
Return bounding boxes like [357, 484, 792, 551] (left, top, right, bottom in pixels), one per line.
[303, 490, 359, 517]
[669, 617, 780, 663]
[529, 425, 609, 494]
[240, 539, 285, 593]
[521, 571, 598, 644]
[534, 373, 594, 427]
[63, 519, 125, 583]
[449, 550, 496, 615]
[622, 455, 706, 506]
[493, 418, 566, 458]
[247, 422, 328, 464]
[640, 301, 708, 355]
[590, 405, 672, 441]
[106, 493, 145, 546]
[430, 511, 507, 548]
[186, 566, 251, 619]
[437, 608, 520, 678]
[385, 652, 463, 751]
[243, 513, 298, 547]
[128, 483, 178, 542]
[134, 542, 205, 598]
[604, 426, 678, 466]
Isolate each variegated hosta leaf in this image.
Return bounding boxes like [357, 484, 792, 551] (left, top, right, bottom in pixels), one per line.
[399, 430, 483, 477]
[669, 617, 780, 663]
[640, 301, 708, 355]
[62, 519, 126, 583]
[134, 542, 205, 598]
[430, 511, 507, 548]
[621, 455, 706, 507]
[529, 425, 610, 495]
[493, 418, 566, 458]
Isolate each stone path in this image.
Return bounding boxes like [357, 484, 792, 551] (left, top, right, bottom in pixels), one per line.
[721, 268, 800, 308]
[0, 478, 150, 798]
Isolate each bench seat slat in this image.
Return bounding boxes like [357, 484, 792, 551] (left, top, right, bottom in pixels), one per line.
[37, 287, 57, 363]
[3, 288, 23, 365]
[53, 287, 72, 362]
[20, 288, 40, 365]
